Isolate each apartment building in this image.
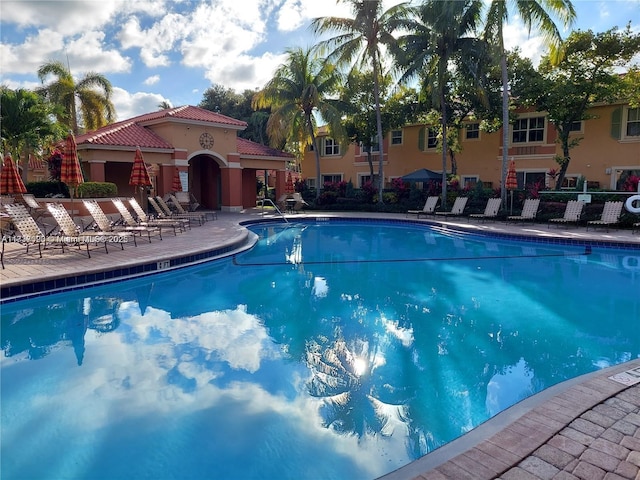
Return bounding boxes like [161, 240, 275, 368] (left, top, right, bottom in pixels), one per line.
[301, 102, 640, 192]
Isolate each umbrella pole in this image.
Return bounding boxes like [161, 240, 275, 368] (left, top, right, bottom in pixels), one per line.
[510, 190, 513, 215]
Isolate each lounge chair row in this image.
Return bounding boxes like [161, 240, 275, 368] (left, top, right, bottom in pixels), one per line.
[0, 196, 199, 269]
[407, 197, 628, 231]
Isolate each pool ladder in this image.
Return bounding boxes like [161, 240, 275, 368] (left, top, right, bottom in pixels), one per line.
[258, 198, 289, 223]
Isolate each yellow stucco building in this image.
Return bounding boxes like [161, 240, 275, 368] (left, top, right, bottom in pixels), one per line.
[302, 102, 640, 192]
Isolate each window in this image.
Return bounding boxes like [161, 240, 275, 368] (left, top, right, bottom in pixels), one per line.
[359, 175, 372, 187]
[391, 130, 403, 145]
[427, 128, 438, 149]
[569, 121, 582, 132]
[465, 123, 480, 140]
[561, 175, 578, 189]
[361, 142, 379, 153]
[323, 138, 340, 156]
[515, 170, 546, 189]
[307, 178, 316, 189]
[626, 107, 640, 137]
[322, 174, 342, 184]
[462, 176, 478, 187]
[512, 116, 545, 143]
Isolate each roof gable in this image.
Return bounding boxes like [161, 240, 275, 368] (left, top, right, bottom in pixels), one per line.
[237, 137, 294, 158]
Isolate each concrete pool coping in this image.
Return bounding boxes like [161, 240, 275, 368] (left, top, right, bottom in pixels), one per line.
[1, 209, 639, 479]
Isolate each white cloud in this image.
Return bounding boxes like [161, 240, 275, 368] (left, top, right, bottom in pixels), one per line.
[111, 86, 168, 120]
[144, 75, 160, 85]
[118, 14, 190, 67]
[0, 29, 65, 75]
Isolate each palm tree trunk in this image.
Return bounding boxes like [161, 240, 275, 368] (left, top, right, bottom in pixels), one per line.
[307, 114, 321, 200]
[440, 89, 448, 211]
[372, 56, 385, 204]
[500, 47, 509, 209]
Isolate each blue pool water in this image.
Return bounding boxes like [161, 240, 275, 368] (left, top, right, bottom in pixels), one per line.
[1, 221, 639, 480]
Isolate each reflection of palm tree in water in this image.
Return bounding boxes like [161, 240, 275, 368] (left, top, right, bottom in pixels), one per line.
[306, 335, 410, 439]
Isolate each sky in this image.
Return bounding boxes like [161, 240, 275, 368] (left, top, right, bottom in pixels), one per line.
[1, 0, 639, 122]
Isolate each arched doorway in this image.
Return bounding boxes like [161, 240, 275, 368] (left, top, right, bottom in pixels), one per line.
[189, 154, 223, 210]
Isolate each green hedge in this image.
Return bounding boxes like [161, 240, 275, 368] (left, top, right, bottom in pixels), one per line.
[26, 181, 69, 198]
[77, 182, 118, 198]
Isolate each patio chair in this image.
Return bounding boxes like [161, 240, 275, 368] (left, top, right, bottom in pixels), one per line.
[46, 202, 110, 256]
[168, 194, 212, 221]
[19, 193, 47, 221]
[469, 198, 501, 222]
[506, 199, 540, 223]
[82, 199, 138, 246]
[586, 201, 624, 232]
[548, 200, 585, 228]
[407, 196, 439, 218]
[434, 197, 468, 218]
[1, 203, 70, 268]
[127, 197, 188, 232]
[174, 191, 200, 212]
[110, 198, 162, 242]
[290, 193, 308, 213]
[155, 196, 204, 225]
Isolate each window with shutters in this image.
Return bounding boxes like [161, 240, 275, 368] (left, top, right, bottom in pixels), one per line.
[323, 138, 340, 156]
[625, 107, 640, 138]
[427, 128, 438, 149]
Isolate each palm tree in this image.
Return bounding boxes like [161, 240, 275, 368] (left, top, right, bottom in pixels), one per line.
[484, 0, 576, 207]
[312, 0, 413, 203]
[158, 100, 172, 110]
[397, 0, 484, 209]
[252, 47, 344, 200]
[37, 60, 115, 135]
[1, 87, 63, 182]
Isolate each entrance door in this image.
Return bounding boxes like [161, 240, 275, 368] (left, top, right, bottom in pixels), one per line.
[190, 155, 221, 210]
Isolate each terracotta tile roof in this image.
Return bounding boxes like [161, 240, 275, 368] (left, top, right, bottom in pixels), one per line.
[237, 137, 294, 158]
[28, 155, 47, 170]
[76, 105, 248, 149]
[76, 120, 174, 149]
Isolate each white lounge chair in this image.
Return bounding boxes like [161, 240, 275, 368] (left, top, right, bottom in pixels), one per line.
[548, 200, 585, 228]
[586, 201, 623, 232]
[507, 199, 540, 223]
[407, 196, 439, 218]
[469, 198, 501, 222]
[128, 197, 188, 233]
[111, 198, 163, 242]
[435, 197, 468, 218]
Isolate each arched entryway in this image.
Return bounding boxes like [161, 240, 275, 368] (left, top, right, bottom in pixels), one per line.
[189, 154, 223, 210]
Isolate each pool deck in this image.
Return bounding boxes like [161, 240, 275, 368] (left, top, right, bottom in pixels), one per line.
[2, 209, 639, 480]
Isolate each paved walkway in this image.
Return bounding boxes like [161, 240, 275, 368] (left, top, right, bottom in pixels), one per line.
[1, 209, 639, 479]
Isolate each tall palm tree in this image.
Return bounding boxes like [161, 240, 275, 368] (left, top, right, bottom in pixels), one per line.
[37, 60, 115, 135]
[484, 0, 576, 207]
[252, 47, 344, 199]
[398, 0, 484, 209]
[312, 0, 413, 203]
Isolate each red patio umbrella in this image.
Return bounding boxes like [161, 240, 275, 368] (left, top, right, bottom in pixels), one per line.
[0, 153, 27, 195]
[61, 133, 84, 209]
[129, 147, 152, 203]
[172, 167, 182, 193]
[285, 171, 294, 195]
[506, 159, 518, 214]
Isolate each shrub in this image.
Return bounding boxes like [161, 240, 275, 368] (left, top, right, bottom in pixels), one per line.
[383, 192, 398, 204]
[317, 190, 338, 205]
[26, 180, 69, 198]
[77, 182, 118, 198]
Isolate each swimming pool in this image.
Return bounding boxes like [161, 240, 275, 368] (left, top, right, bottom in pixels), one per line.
[1, 220, 639, 479]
